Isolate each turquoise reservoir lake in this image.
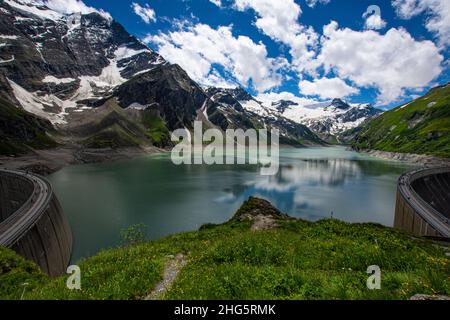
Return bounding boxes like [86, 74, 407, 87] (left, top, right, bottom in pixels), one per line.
[48, 147, 415, 261]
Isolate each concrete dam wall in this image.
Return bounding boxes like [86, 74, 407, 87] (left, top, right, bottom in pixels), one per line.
[395, 167, 450, 239]
[0, 169, 72, 276]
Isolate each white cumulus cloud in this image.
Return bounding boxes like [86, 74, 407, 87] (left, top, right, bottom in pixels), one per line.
[305, 0, 331, 8]
[312, 21, 443, 104]
[233, 0, 318, 73]
[392, 0, 450, 47]
[234, 0, 303, 45]
[146, 23, 287, 92]
[363, 12, 387, 30]
[299, 77, 359, 99]
[209, 0, 222, 7]
[132, 2, 156, 24]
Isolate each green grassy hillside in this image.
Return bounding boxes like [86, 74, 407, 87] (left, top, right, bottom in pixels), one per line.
[0, 95, 173, 155]
[1, 198, 448, 300]
[69, 99, 171, 149]
[0, 97, 58, 155]
[352, 84, 450, 158]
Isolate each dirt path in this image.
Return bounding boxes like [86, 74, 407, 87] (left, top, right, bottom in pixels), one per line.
[145, 253, 187, 300]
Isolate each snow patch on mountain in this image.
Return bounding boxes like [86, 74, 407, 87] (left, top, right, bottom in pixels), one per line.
[115, 46, 150, 61]
[93, 58, 126, 87]
[42, 76, 76, 84]
[132, 68, 154, 77]
[239, 99, 272, 118]
[65, 13, 82, 37]
[8, 78, 73, 124]
[0, 34, 18, 39]
[5, 0, 63, 21]
[126, 102, 149, 110]
[71, 59, 125, 104]
[0, 55, 15, 64]
[8, 56, 128, 125]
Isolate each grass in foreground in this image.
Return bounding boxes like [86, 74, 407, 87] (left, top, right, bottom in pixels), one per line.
[1, 198, 449, 300]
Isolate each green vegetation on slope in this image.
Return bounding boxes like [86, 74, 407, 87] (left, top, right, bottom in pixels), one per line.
[0, 245, 48, 299]
[0, 97, 58, 155]
[352, 83, 450, 158]
[141, 109, 171, 147]
[1, 198, 448, 300]
[77, 100, 172, 149]
[81, 124, 142, 149]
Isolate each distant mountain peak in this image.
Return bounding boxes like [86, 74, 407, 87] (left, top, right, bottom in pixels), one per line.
[251, 95, 383, 141]
[209, 86, 255, 102]
[328, 98, 351, 110]
[203, 87, 383, 142]
[272, 100, 299, 113]
[203, 86, 324, 145]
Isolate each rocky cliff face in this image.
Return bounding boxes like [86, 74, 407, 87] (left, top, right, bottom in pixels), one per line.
[0, 0, 164, 82]
[0, 0, 165, 124]
[204, 87, 257, 131]
[114, 64, 208, 131]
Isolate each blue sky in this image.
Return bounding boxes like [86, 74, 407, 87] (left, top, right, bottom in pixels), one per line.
[82, 0, 449, 109]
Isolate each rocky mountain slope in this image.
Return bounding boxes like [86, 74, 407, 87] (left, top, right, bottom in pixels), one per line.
[0, 0, 165, 125]
[0, 96, 57, 154]
[207, 86, 383, 143]
[0, 0, 324, 156]
[271, 98, 383, 143]
[113, 64, 209, 132]
[62, 98, 171, 149]
[205, 87, 323, 146]
[352, 83, 450, 158]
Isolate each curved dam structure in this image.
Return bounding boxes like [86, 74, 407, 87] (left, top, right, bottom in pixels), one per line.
[0, 169, 72, 276]
[395, 167, 450, 239]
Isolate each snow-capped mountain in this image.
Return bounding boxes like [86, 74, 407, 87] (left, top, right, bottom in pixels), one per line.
[231, 91, 383, 142]
[0, 0, 379, 152]
[0, 0, 165, 125]
[277, 99, 383, 141]
[0, 0, 325, 154]
[205, 87, 323, 146]
[202, 86, 382, 143]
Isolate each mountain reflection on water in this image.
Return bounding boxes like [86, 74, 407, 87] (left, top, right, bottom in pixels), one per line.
[49, 147, 415, 260]
[236, 156, 414, 222]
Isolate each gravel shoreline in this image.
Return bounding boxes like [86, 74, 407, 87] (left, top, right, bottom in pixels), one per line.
[0, 146, 166, 176]
[358, 149, 450, 167]
[3, 146, 449, 177]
